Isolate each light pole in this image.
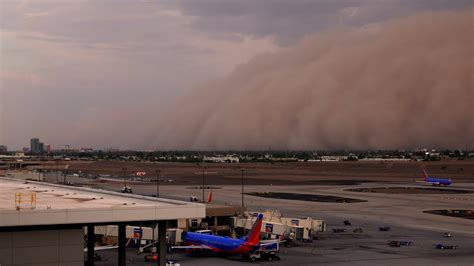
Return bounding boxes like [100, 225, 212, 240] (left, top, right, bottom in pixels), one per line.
[155, 169, 161, 197]
[55, 160, 59, 184]
[122, 167, 127, 188]
[194, 164, 218, 203]
[202, 168, 205, 203]
[240, 169, 245, 207]
[195, 163, 206, 202]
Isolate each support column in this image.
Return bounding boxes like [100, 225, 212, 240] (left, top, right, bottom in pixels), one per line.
[158, 220, 167, 266]
[87, 225, 95, 266]
[118, 223, 126, 266]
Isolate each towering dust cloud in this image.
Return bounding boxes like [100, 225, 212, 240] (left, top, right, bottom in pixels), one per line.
[150, 10, 474, 150]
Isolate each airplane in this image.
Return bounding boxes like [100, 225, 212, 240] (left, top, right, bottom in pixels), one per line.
[417, 169, 452, 186]
[173, 213, 276, 255]
[207, 190, 213, 203]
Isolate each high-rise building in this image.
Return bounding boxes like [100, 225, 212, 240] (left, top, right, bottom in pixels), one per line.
[38, 142, 44, 154]
[30, 138, 44, 154]
[30, 138, 39, 153]
[0, 145, 7, 154]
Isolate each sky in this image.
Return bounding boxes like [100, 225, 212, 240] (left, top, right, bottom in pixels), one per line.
[0, 0, 472, 150]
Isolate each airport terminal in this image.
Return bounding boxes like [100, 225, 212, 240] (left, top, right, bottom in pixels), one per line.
[0, 177, 205, 266]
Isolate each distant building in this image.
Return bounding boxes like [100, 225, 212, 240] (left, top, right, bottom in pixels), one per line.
[30, 138, 39, 153]
[22, 147, 29, 153]
[45, 144, 51, 153]
[203, 155, 239, 163]
[30, 138, 44, 154]
[0, 145, 7, 154]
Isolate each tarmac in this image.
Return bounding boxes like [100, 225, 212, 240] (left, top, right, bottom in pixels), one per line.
[11, 172, 474, 265]
[89, 180, 474, 266]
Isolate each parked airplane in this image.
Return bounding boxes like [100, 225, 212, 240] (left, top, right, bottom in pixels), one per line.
[173, 213, 273, 255]
[417, 169, 452, 186]
[207, 190, 213, 203]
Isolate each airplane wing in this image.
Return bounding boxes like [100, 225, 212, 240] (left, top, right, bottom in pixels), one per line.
[260, 242, 278, 247]
[172, 245, 213, 250]
[84, 245, 118, 252]
[416, 180, 440, 185]
[260, 240, 285, 246]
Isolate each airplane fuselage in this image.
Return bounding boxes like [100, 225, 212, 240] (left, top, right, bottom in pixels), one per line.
[425, 177, 452, 186]
[183, 232, 258, 254]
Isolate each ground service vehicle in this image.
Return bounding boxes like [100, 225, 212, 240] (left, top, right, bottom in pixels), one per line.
[400, 241, 414, 246]
[379, 226, 391, 231]
[389, 240, 413, 247]
[343, 220, 351, 226]
[389, 241, 401, 247]
[434, 244, 458, 249]
[246, 241, 280, 262]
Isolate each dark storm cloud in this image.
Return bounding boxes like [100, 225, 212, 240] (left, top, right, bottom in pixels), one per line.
[167, 0, 473, 44]
[0, 0, 277, 149]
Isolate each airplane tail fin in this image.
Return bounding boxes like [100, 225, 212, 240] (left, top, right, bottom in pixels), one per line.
[245, 214, 263, 246]
[207, 190, 213, 203]
[422, 169, 429, 180]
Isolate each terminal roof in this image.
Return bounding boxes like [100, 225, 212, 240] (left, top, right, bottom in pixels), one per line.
[0, 178, 205, 228]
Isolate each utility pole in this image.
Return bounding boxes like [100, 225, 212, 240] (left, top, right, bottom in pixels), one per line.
[202, 168, 205, 203]
[122, 167, 127, 188]
[55, 160, 59, 183]
[241, 169, 245, 207]
[155, 169, 161, 197]
[194, 164, 218, 204]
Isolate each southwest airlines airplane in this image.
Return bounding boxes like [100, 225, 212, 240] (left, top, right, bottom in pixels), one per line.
[417, 169, 452, 186]
[173, 213, 272, 255]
